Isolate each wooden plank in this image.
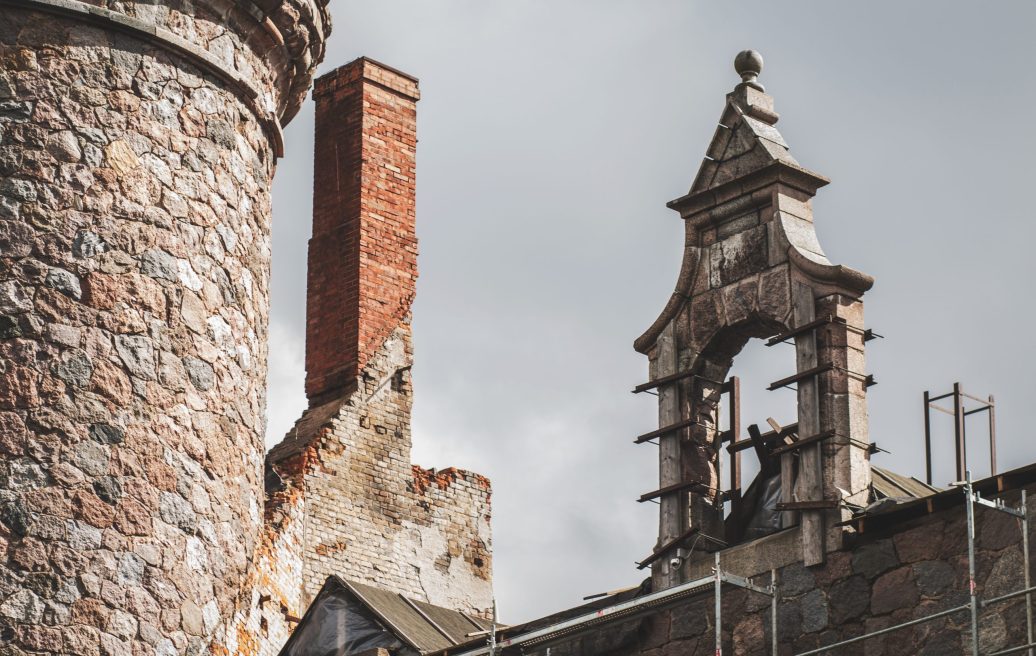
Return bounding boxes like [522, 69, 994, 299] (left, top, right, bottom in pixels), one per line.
[780, 449, 794, 529]
[792, 281, 825, 566]
[728, 376, 742, 525]
[777, 500, 838, 511]
[726, 422, 797, 453]
[769, 430, 837, 457]
[747, 424, 777, 476]
[655, 323, 684, 587]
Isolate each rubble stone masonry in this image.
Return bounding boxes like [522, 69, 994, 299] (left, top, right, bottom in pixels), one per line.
[525, 484, 1036, 656]
[0, 2, 328, 655]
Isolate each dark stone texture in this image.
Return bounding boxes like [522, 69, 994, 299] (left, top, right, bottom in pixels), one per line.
[88, 423, 123, 445]
[670, 600, 710, 640]
[851, 539, 899, 579]
[871, 567, 919, 615]
[800, 589, 828, 633]
[828, 575, 869, 624]
[913, 560, 954, 597]
[781, 562, 815, 596]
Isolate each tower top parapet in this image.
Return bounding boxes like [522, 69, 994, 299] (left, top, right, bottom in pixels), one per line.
[11, 0, 332, 154]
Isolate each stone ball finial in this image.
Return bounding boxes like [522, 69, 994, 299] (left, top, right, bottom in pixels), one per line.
[734, 50, 765, 91]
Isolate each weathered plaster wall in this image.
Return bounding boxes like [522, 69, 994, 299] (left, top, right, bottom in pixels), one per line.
[266, 327, 494, 619]
[0, 4, 327, 654]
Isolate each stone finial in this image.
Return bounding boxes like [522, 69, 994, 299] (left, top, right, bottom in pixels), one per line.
[734, 49, 765, 91]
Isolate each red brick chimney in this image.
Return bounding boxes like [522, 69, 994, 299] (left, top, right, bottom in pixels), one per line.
[305, 58, 420, 404]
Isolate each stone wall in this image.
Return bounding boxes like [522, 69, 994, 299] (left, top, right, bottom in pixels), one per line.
[0, 3, 327, 655]
[524, 484, 1036, 655]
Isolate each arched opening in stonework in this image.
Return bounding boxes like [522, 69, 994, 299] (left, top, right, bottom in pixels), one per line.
[688, 317, 799, 542]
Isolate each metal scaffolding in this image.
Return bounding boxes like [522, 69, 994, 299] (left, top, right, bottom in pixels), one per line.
[790, 472, 1033, 656]
[453, 474, 1032, 656]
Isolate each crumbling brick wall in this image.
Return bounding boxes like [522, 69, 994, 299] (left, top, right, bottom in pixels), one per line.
[279, 325, 492, 614]
[0, 3, 328, 655]
[222, 59, 493, 651]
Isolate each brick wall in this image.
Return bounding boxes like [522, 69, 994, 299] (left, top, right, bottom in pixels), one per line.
[294, 326, 492, 615]
[305, 58, 419, 405]
[223, 58, 493, 653]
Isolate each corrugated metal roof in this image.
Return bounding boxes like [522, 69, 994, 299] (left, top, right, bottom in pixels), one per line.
[344, 580, 458, 651]
[413, 599, 489, 644]
[871, 466, 940, 500]
[852, 461, 1036, 534]
[278, 575, 493, 656]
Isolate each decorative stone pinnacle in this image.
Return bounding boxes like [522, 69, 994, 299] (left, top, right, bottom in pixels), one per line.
[734, 49, 765, 91]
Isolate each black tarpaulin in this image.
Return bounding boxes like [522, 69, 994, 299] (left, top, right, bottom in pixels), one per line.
[277, 577, 416, 656]
[277, 576, 489, 656]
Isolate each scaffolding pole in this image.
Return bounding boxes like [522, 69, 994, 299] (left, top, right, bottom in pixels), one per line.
[968, 471, 981, 656]
[714, 553, 722, 656]
[710, 550, 778, 656]
[790, 472, 1032, 656]
[1025, 490, 1033, 656]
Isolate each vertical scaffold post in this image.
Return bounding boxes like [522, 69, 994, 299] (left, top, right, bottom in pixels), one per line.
[955, 384, 967, 482]
[923, 390, 933, 485]
[989, 394, 997, 476]
[1023, 489, 1032, 656]
[771, 569, 778, 656]
[966, 471, 979, 656]
[715, 551, 722, 656]
[488, 599, 497, 656]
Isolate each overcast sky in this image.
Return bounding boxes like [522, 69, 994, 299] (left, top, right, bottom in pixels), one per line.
[266, 1, 1036, 623]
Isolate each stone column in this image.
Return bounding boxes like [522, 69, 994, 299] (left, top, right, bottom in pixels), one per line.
[0, 2, 328, 654]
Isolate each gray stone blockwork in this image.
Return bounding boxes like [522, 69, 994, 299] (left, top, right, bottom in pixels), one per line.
[522, 487, 1036, 655]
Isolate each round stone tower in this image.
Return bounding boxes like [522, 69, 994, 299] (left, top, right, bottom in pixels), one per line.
[0, 1, 328, 654]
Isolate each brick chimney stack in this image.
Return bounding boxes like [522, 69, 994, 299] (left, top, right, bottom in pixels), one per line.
[306, 58, 420, 404]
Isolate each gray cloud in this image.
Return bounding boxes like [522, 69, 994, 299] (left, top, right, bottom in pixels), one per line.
[267, 1, 1036, 623]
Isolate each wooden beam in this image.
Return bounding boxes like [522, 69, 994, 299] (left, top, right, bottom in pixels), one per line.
[769, 430, 837, 457]
[655, 323, 684, 588]
[727, 422, 796, 453]
[727, 376, 742, 527]
[777, 500, 838, 511]
[793, 282, 825, 566]
[747, 424, 777, 476]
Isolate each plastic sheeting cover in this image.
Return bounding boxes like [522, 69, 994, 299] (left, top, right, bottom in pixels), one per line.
[278, 581, 418, 656]
[742, 472, 783, 541]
